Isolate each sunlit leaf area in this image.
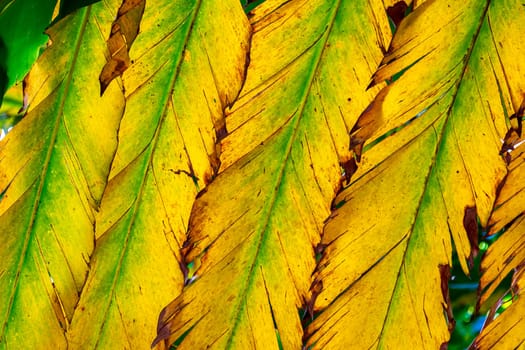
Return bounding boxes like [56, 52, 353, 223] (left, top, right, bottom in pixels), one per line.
[1, 0, 524, 349]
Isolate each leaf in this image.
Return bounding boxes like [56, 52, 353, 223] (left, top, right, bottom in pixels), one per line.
[154, 0, 390, 348]
[0, 84, 24, 132]
[306, 0, 524, 348]
[99, 0, 145, 94]
[0, 2, 124, 347]
[66, 0, 251, 348]
[0, 0, 56, 103]
[487, 99, 525, 235]
[479, 135, 525, 303]
[473, 257, 525, 350]
[56, 0, 102, 21]
[473, 108, 525, 349]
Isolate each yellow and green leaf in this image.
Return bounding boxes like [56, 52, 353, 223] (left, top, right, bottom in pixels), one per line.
[0, 1, 124, 348]
[66, 0, 251, 348]
[154, 0, 391, 348]
[307, 0, 524, 348]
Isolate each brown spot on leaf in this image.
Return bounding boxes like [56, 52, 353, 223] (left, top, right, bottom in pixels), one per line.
[99, 0, 146, 95]
[216, 123, 228, 141]
[152, 308, 170, 347]
[179, 260, 189, 281]
[386, 1, 409, 28]
[463, 206, 479, 268]
[439, 264, 456, 332]
[340, 158, 357, 184]
[306, 280, 323, 320]
[314, 243, 326, 256]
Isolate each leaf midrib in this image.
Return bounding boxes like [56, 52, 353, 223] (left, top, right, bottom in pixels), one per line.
[0, 5, 93, 340]
[90, 1, 204, 347]
[374, 1, 493, 346]
[223, 1, 343, 348]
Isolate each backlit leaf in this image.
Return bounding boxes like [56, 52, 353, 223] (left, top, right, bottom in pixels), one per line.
[473, 259, 525, 349]
[474, 114, 525, 349]
[307, 0, 524, 348]
[66, 0, 251, 348]
[0, 2, 124, 347]
[154, 0, 390, 348]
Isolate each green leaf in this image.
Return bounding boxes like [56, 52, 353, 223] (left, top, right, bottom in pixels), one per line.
[66, 0, 251, 348]
[0, 2, 124, 347]
[0, 0, 56, 103]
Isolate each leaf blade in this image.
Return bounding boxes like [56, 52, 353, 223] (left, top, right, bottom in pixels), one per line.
[66, 0, 251, 348]
[155, 0, 391, 348]
[307, 0, 525, 348]
[0, 2, 124, 347]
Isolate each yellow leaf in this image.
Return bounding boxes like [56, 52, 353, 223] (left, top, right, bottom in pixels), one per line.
[475, 108, 525, 348]
[480, 215, 525, 306]
[488, 107, 525, 235]
[0, 2, 124, 348]
[475, 256, 525, 349]
[306, 0, 524, 348]
[473, 288, 525, 349]
[479, 129, 525, 304]
[66, 0, 251, 348]
[154, 0, 390, 348]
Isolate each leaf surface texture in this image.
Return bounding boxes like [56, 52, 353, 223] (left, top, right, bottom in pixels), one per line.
[307, 0, 525, 348]
[155, 0, 391, 348]
[66, 0, 251, 348]
[0, 1, 124, 347]
[474, 103, 525, 349]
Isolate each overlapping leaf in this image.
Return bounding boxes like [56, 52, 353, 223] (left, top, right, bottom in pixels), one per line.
[479, 134, 525, 304]
[473, 265, 525, 349]
[473, 114, 525, 349]
[66, 1, 251, 348]
[0, 0, 56, 102]
[306, 0, 525, 348]
[473, 217, 525, 349]
[154, 0, 391, 348]
[0, 1, 124, 347]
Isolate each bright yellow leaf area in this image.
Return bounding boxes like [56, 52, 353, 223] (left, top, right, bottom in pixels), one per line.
[475, 117, 525, 349]
[1, 0, 525, 349]
[307, 0, 524, 348]
[66, 0, 250, 349]
[154, 0, 390, 348]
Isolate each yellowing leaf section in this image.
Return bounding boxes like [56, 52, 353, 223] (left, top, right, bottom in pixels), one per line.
[66, 0, 251, 348]
[155, 0, 390, 348]
[0, 2, 123, 348]
[307, 0, 524, 348]
[479, 134, 525, 304]
[475, 116, 525, 349]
